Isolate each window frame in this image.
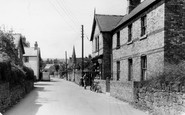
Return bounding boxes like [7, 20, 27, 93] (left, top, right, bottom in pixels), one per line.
[128, 24, 133, 43]
[128, 58, 133, 81]
[141, 55, 147, 81]
[95, 36, 99, 52]
[116, 31, 120, 49]
[117, 61, 120, 81]
[141, 15, 147, 37]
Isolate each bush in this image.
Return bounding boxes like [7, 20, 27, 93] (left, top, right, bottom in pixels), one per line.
[22, 66, 35, 81]
[10, 64, 26, 87]
[141, 62, 185, 90]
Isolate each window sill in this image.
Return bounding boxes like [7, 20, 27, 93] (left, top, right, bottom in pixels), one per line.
[116, 46, 120, 49]
[127, 40, 133, 45]
[140, 34, 147, 40]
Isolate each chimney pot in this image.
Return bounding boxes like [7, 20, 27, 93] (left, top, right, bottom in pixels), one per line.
[34, 41, 38, 50]
[127, 0, 141, 13]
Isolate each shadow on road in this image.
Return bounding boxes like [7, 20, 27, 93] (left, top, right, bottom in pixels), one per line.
[4, 84, 54, 115]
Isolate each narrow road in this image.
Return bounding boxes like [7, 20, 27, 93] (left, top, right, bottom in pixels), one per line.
[5, 78, 147, 115]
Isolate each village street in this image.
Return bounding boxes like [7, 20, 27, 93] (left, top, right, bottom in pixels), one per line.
[4, 77, 147, 115]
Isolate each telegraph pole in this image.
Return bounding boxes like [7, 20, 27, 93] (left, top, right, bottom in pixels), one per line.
[81, 25, 84, 78]
[65, 51, 68, 80]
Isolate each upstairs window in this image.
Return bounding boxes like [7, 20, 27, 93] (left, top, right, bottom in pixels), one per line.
[95, 36, 99, 52]
[141, 15, 147, 36]
[116, 31, 120, 48]
[128, 24, 132, 43]
[141, 55, 147, 81]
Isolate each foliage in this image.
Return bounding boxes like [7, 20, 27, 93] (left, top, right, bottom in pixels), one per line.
[141, 62, 185, 90]
[22, 66, 35, 81]
[54, 64, 60, 72]
[0, 60, 11, 82]
[10, 64, 26, 87]
[0, 32, 35, 87]
[0, 33, 22, 65]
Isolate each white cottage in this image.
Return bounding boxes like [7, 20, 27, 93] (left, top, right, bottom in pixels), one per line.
[23, 42, 41, 80]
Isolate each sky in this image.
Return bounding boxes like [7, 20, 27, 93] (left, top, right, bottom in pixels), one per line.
[0, 0, 127, 59]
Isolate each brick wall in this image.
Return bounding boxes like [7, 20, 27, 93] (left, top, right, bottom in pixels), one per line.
[102, 33, 112, 80]
[164, 0, 185, 64]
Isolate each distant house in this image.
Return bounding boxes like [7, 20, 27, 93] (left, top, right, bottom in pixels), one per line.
[12, 34, 25, 66]
[23, 42, 41, 80]
[90, 13, 123, 80]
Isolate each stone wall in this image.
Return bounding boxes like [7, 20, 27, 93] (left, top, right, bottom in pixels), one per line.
[0, 81, 34, 113]
[110, 81, 134, 102]
[134, 81, 185, 115]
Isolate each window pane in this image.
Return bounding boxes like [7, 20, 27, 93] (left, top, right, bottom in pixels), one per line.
[128, 59, 133, 81]
[117, 31, 120, 47]
[128, 24, 132, 42]
[141, 15, 147, 36]
[117, 61, 120, 80]
[141, 56, 147, 81]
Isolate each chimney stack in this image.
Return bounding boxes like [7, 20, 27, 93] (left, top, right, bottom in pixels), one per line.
[34, 41, 38, 50]
[127, 0, 141, 14]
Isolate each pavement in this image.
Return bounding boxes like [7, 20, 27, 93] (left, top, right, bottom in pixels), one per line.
[4, 77, 148, 115]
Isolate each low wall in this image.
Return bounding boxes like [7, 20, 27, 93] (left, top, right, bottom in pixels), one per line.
[0, 81, 34, 113]
[134, 82, 185, 115]
[110, 81, 134, 102]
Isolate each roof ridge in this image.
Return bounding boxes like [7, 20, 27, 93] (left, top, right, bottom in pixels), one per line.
[95, 13, 124, 17]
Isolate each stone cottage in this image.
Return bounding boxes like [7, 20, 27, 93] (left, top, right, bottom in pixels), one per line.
[110, 0, 185, 101]
[90, 13, 123, 80]
[23, 42, 41, 80]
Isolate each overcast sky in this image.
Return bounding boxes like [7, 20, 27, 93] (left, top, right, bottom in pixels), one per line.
[0, 0, 127, 59]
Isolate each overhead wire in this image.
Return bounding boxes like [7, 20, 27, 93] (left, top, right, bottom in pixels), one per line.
[48, 0, 80, 34]
[55, 0, 80, 30]
[55, 0, 90, 41]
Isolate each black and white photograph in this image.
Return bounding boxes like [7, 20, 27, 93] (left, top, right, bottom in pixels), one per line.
[0, 0, 185, 115]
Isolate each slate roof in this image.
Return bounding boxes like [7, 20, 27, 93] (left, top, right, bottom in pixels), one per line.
[95, 14, 124, 32]
[90, 14, 124, 41]
[114, 0, 159, 30]
[24, 47, 39, 57]
[44, 64, 54, 70]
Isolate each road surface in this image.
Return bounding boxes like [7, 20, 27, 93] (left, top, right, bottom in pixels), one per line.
[5, 78, 147, 115]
